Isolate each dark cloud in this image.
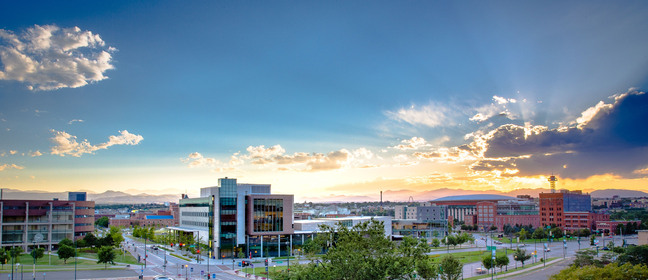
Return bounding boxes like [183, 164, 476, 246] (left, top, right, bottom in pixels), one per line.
[470, 90, 648, 178]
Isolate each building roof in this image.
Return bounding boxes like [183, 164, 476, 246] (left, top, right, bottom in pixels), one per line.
[432, 194, 517, 202]
[145, 215, 174, 220]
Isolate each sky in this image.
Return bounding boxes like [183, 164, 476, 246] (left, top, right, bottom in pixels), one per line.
[1, 1, 648, 202]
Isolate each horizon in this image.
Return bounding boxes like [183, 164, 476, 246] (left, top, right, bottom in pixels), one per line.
[1, 1, 648, 201]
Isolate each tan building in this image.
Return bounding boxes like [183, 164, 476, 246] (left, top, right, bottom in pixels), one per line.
[638, 230, 648, 246]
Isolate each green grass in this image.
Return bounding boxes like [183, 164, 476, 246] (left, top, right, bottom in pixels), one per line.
[429, 249, 507, 264]
[0, 252, 133, 273]
[237, 265, 287, 278]
[170, 253, 191, 261]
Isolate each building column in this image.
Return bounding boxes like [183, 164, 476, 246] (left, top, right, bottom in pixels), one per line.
[289, 234, 292, 256]
[277, 234, 280, 258]
[24, 202, 29, 251]
[260, 235, 263, 258]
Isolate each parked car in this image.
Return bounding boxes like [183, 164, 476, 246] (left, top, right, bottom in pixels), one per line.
[153, 276, 174, 280]
[544, 248, 551, 252]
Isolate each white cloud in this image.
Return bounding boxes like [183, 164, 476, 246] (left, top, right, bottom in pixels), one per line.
[385, 103, 452, 127]
[29, 150, 42, 157]
[50, 130, 143, 157]
[0, 24, 115, 91]
[576, 100, 612, 129]
[9, 150, 17, 155]
[68, 119, 84, 125]
[183, 152, 219, 168]
[393, 137, 430, 150]
[470, 95, 517, 122]
[0, 163, 24, 171]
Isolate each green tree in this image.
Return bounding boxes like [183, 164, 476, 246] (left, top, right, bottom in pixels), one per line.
[272, 219, 430, 280]
[550, 227, 563, 239]
[550, 263, 648, 280]
[57, 244, 76, 264]
[95, 216, 110, 228]
[97, 246, 116, 269]
[532, 227, 546, 240]
[482, 256, 495, 271]
[416, 257, 438, 280]
[84, 233, 98, 248]
[517, 228, 529, 241]
[110, 226, 124, 246]
[30, 247, 45, 262]
[496, 254, 509, 272]
[302, 238, 321, 256]
[617, 245, 648, 266]
[513, 249, 531, 267]
[439, 254, 462, 280]
[9, 247, 23, 261]
[59, 238, 73, 248]
[0, 248, 7, 269]
[431, 238, 441, 248]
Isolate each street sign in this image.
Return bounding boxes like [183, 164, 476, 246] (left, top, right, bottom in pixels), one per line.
[486, 246, 496, 251]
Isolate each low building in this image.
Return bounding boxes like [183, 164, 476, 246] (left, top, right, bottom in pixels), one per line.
[594, 220, 642, 234]
[638, 230, 648, 246]
[0, 192, 94, 251]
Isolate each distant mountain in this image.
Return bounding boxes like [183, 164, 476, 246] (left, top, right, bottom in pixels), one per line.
[0, 188, 180, 204]
[590, 189, 648, 198]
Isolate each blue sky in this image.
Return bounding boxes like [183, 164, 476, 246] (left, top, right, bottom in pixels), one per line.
[1, 1, 648, 201]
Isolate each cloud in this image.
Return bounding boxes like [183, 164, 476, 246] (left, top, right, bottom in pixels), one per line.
[188, 145, 375, 172]
[0, 163, 24, 171]
[68, 119, 84, 125]
[464, 89, 648, 179]
[9, 150, 17, 155]
[385, 102, 453, 127]
[182, 152, 219, 168]
[470, 95, 518, 122]
[29, 150, 42, 157]
[0, 24, 115, 91]
[50, 130, 143, 157]
[393, 137, 430, 150]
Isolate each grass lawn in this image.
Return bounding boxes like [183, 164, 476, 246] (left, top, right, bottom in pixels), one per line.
[0, 248, 138, 273]
[464, 257, 560, 280]
[237, 265, 287, 278]
[428, 249, 507, 264]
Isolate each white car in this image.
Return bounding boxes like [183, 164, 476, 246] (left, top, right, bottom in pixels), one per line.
[153, 276, 174, 280]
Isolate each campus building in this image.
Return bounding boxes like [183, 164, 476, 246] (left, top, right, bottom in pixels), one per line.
[430, 194, 519, 223]
[467, 200, 540, 231]
[172, 177, 293, 259]
[0, 192, 94, 251]
[173, 178, 392, 259]
[539, 190, 609, 231]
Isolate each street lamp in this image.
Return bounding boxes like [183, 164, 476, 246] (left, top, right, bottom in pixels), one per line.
[184, 264, 189, 280]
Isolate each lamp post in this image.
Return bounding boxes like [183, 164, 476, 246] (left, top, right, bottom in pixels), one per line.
[33, 241, 36, 280]
[74, 238, 77, 280]
[185, 264, 188, 280]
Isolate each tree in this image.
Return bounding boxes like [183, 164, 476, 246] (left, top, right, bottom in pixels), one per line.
[513, 249, 531, 267]
[59, 238, 73, 248]
[439, 254, 462, 280]
[517, 228, 529, 241]
[272, 219, 430, 280]
[57, 245, 76, 264]
[550, 263, 648, 280]
[97, 246, 116, 269]
[99, 235, 114, 247]
[495, 254, 510, 272]
[550, 227, 563, 239]
[95, 216, 110, 228]
[84, 233, 98, 248]
[110, 226, 124, 246]
[532, 227, 546, 240]
[482, 256, 495, 271]
[416, 257, 438, 280]
[302, 238, 321, 256]
[0, 248, 7, 269]
[9, 247, 23, 261]
[431, 238, 441, 248]
[30, 247, 45, 262]
[489, 225, 498, 231]
[617, 245, 648, 266]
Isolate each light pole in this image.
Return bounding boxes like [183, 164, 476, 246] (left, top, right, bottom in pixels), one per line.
[185, 264, 188, 280]
[32, 241, 36, 280]
[74, 238, 77, 280]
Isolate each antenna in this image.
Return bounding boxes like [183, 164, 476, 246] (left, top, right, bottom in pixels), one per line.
[548, 174, 557, 193]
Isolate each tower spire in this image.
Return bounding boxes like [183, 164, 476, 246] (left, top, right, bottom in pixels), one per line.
[548, 174, 557, 193]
